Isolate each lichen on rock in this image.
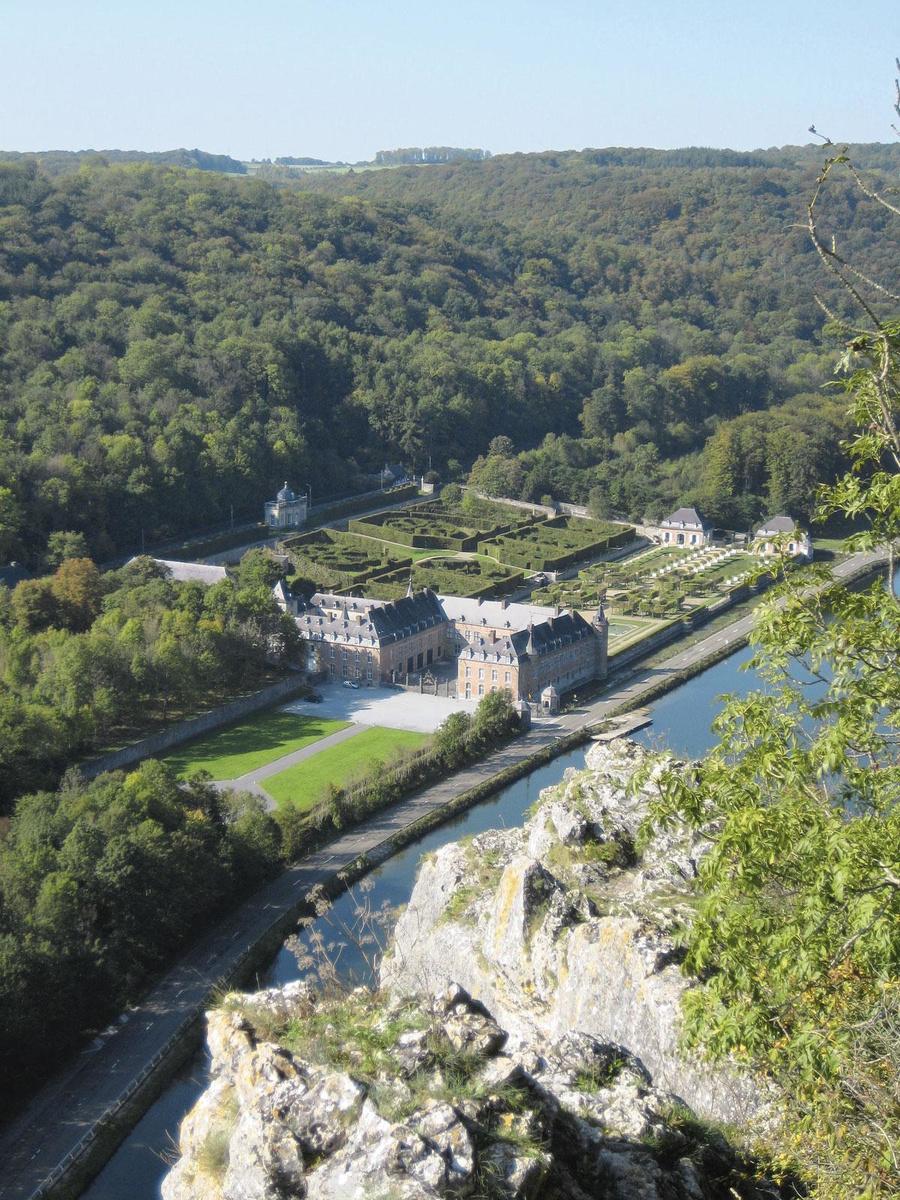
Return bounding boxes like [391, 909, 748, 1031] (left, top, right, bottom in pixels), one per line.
[164, 738, 779, 1200]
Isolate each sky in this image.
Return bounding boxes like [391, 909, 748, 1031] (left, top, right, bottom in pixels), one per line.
[2, 0, 897, 161]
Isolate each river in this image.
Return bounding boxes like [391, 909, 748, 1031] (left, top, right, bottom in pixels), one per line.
[79, 640, 770, 1200]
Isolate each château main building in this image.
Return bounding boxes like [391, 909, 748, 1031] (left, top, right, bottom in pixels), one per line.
[288, 587, 608, 703]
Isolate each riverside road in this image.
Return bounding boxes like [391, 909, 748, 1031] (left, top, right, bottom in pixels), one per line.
[0, 550, 885, 1200]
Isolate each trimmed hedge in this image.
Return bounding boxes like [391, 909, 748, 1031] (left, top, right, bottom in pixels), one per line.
[348, 497, 535, 552]
[483, 518, 633, 572]
[281, 528, 411, 589]
[358, 557, 524, 601]
[348, 511, 481, 552]
[309, 483, 418, 526]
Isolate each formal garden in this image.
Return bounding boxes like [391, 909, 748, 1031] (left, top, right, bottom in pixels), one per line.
[348, 494, 537, 550]
[279, 490, 640, 603]
[481, 515, 634, 572]
[360, 555, 524, 600]
[533, 543, 773, 620]
[281, 528, 413, 590]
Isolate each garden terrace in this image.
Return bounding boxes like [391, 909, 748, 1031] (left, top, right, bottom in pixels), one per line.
[482, 516, 634, 572]
[535, 543, 777, 623]
[348, 497, 535, 551]
[348, 509, 482, 551]
[356, 555, 524, 601]
[280, 528, 412, 590]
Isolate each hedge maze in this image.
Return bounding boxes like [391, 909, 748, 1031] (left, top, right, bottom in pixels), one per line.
[281, 493, 637, 604]
[348, 495, 533, 551]
[361, 556, 524, 601]
[481, 516, 633, 572]
[281, 528, 412, 590]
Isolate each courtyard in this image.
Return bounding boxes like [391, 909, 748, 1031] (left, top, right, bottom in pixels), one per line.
[282, 682, 480, 733]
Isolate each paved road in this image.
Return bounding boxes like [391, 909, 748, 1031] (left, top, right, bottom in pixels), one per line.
[0, 550, 884, 1200]
[213, 722, 367, 801]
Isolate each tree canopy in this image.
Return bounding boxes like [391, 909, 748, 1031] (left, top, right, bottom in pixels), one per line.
[644, 144, 900, 1200]
[2, 145, 898, 565]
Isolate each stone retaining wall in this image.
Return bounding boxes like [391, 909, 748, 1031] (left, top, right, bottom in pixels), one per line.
[79, 675, 309, 780]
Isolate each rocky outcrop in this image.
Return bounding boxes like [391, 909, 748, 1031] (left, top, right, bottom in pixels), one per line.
[164, 978, 775, 1200]
[164, 739, 774, 1200]
[383, 739, 762, 1127]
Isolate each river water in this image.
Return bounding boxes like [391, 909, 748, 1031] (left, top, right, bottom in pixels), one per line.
[75, 640, 769, 1199]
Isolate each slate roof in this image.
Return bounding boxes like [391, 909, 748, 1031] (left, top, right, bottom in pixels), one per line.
[460, 610, 595, 664]
[755, 515, 797, 535]
[439, 595, 558, 632]
[369, 589, 446, 644]
[660, 506, 709, 530]
[132, 558, 228, 585]
[296, 589, 447, 648]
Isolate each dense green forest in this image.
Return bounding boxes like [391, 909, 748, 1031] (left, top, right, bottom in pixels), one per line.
[0, 761, 283, 1106]
[1, 145, 898, 567]
[0, 552, 299, 811]
[0, 147, 246, 176]
[0, 683, 519, 1111]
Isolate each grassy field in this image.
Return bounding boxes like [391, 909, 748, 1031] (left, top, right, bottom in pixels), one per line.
[162, 711, 350, 780]
[265, 726, 429, 810]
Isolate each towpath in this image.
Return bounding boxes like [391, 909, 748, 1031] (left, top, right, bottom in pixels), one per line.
[0, 549, 885, 1200]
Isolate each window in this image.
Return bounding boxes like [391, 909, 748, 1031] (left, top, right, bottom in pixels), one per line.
[478, 668, 484, 680]
[478, 684, 484, 696]
[491, 669, 497, 682]
[505, 671, 511, 684]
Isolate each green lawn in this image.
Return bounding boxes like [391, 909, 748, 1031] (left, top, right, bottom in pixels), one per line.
[265, 726, 429, 811]
[162, 710, 350, 781]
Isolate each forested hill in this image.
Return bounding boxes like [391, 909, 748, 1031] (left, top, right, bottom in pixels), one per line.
[1, 147, 897, 565]
[0, 147, 246, 175]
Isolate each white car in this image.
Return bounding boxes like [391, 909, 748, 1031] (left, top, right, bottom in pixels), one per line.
[342, 680, 360, 689]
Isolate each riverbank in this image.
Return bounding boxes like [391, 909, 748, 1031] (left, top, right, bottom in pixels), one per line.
[2, 549, 886, 1200]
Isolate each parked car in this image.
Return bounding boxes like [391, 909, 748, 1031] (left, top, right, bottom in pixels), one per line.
[306, 692, 323, 703]
[342, 680, 360, 689]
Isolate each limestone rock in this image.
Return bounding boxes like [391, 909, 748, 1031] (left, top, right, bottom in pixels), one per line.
[382, 739, 761, 1127]
[164, 738, 781, 1200]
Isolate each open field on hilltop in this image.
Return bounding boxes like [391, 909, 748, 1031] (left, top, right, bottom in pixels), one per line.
[265, 726, 429, 810]
[162, 711, 350, 780]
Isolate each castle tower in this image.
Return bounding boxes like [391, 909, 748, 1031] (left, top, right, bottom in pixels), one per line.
[592, 597, 609, 679]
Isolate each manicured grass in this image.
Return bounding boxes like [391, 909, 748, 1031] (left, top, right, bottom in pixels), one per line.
[265, 726, 430, 811]
[607, 615, 653, 640]
[162, 711, 350, 781]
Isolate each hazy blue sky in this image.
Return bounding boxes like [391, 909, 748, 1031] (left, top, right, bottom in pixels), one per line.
[3, 0, 897, 160]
